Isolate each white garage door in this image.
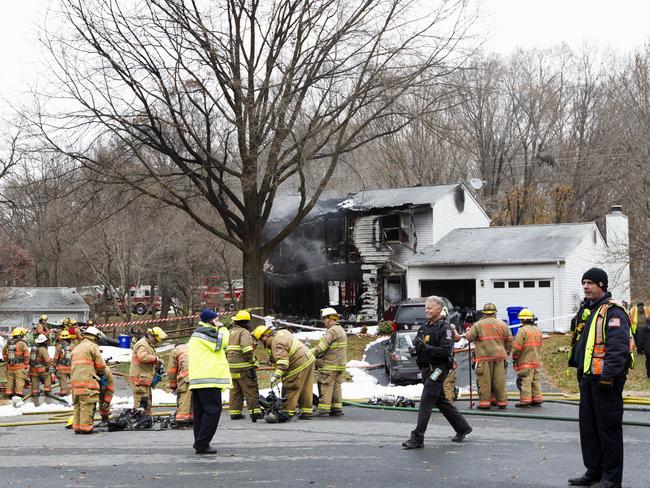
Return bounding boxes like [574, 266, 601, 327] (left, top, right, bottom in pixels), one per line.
[490, 279, 554, 332]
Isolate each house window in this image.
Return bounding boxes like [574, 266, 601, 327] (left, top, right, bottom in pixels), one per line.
[380, 214, 408, 243]
[539, 280, 551, 288]
[508, 281, 520, 288]
[493, 281, 505, 288]
[523, 281, 535, 288]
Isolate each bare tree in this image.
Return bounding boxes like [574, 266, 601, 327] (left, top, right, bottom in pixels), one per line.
[35, 0, 476, 307]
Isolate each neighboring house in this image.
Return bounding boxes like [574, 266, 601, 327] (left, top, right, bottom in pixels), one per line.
[264, 184, 630, 332]
[0, 287, 90, 334]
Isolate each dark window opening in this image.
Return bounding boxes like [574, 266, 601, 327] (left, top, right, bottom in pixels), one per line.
[380, 214, 408, 243]
[508, 281, 520, 288]
[523, 281, 535, 288]
[539, 280, 551, 288]
[494, 281, 505, 288]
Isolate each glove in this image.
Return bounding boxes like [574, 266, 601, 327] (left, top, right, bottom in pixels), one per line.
[151, 373, 163, 388]
[598, 377, 614, 390]
[269, 374, 280, 387]
[98, 375, 108, 388]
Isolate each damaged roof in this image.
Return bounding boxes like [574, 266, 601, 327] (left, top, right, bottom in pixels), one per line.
[0, 287, 90, 312]
[339, 183, 460, 211]
[405, 222, 600, 266]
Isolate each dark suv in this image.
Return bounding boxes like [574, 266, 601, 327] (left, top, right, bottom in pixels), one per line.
[392, 297, 461, 330]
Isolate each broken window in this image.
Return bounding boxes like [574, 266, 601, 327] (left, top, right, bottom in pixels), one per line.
[380, 214, 408, 243]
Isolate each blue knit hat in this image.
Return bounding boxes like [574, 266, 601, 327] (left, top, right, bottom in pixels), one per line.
[200, 308, 219, 323]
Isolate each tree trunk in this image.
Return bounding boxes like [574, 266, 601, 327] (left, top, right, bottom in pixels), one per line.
[242, 246, 264, 310]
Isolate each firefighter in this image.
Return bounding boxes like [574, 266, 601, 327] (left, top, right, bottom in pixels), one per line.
[311, 307, 347, 417]
[71, 326, 108, 434]
[252, 324, 315, 420]
[29, 334, 52, 396]
[34, 315, 50, 340]
[188, 309, 232, 455]
[68, 319, 81, 347]
[465, 303, 513, 409]
[443, 317, 461, 403]
[98, 366, 115, 423]
[226, 310, 261, 421]
[128, 326, 167, 414]
[512, 309, 543, 408]
[2, 327, 30, 399]
[53, 330, 74, 396]
[567, 268, 633, 488]
[167, 343, 193, 426]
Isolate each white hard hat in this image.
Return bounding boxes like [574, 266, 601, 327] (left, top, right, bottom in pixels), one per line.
[83, 326, 102, 337]
[320, 307, 339, 319]
[35, 334, 48, 344]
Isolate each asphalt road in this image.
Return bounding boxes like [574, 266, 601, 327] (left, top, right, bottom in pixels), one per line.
[1, 401, 649, 487]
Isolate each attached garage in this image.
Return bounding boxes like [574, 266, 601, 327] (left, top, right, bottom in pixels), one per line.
[401, 222, 625, 332]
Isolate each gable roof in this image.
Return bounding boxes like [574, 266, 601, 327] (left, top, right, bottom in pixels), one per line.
[405, 222, 601, 266]
[0, 287, 90, 312]
[338, 183, 460, 211]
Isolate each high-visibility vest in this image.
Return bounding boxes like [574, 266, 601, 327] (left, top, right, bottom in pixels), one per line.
[583, 302, 635, 375]
[188, 322, 232, 390]
[630, 305, 650, 334]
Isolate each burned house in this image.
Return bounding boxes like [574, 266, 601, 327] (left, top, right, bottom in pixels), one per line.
[264, 183, 489, 320]
[265, 183, 630, 332]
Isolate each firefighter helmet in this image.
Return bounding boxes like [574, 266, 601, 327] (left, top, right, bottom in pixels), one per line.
[482, 303, 497, 315]
[320, 307, 339, 319]
[70, 319, 78, 325]
[11, 327, 25, 337]
[35, 334, 48, 344]
[518, 308, 535, 323]
[251, 325, 272, 340]
[39, 314, 48, 322]
[87, 320, 94, 326]
[59, 330, 71, 340]
[234, 310, 251, 322]
[83, 326, 102, 338]
[146, 326, 168, 342]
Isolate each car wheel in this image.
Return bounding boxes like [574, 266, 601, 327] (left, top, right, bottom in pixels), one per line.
[135, 303, 147, 315]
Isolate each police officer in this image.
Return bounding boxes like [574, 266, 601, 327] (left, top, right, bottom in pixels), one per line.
[568, 268, 633, 488]
[402, 296, 472, 449]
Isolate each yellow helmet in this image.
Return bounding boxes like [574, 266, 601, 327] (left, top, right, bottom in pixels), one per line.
[251, 325, 270, 340]
[11, 327, 25, 337]
[87, 320, 94, 326]
[63, 317, 70, 325]
[146, 326, 168, 342]
[482, 303, 497, 315]
[59, 330, 71, 340]
[39, 314, 48, 322]
[234, 310, 251, 322]
[518, 308, 535, 322]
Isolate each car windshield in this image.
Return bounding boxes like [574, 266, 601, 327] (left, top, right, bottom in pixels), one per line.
[396, 331, 417, 349]
[396, 305, 425, 324]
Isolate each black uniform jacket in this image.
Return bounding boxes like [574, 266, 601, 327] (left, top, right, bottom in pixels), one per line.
[414, 318, 454, 370]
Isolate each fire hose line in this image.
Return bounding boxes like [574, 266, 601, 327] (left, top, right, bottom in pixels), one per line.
[342, 401, 650, 427]
[451, 397, 650, 412]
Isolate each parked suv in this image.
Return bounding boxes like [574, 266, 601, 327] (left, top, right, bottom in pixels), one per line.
[384, 297, 461, 384]
[392, 297, 461, 331]
[383, 329, 420, 384]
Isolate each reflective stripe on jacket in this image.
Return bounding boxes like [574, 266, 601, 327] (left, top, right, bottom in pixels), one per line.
[128, 337, 157, 386]
[465, 316, 513, 362]
[226, 325, 256, 372]
[311, 323, 347, 372]
[512, 324, 542, 371]
[188, 322, 232, 390]
[29, 346, 50, 374]
[2, 339, 30, 370]
[54, 342, 73, 373]
[583, 302, 635, 376]
[269, 329, 315, 380]
[167, 343, 189, 389]
[70, 338, 106, 395]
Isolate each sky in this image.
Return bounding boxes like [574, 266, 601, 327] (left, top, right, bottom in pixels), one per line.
[0, 0, 649, 119]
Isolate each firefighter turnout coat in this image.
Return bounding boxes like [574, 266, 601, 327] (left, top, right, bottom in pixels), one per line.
[167, 343, 193, 422]
[2, 338, 30, 396]
[128, 337, 158, 412]
[226, 325, 260, 418]
[512, 323, 543, 405]
[71, 337, 107, 433]
[311, 322, 347, 414]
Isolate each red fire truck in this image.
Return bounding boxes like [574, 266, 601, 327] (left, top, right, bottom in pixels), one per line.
[199, 276, 243, 311]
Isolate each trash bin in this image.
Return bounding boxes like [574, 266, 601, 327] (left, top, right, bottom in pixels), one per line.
[118, 334, 132, 349]
[506, 306, 525, 337]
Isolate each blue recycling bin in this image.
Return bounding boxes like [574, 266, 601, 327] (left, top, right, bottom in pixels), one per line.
[118, 334, 132, 349]
[506, 306, 525, 337]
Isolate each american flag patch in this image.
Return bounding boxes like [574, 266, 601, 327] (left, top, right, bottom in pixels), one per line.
[608, 318, 621, 327]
